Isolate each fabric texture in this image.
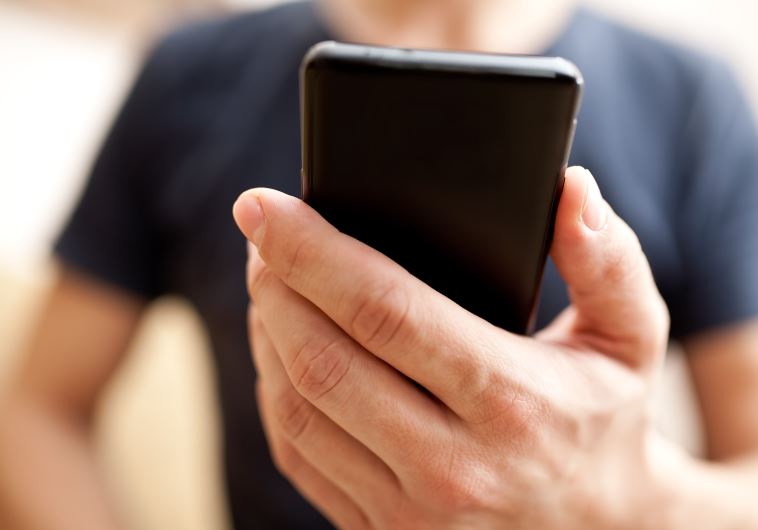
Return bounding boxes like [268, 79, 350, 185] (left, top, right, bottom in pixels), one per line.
[55, 3, 758, 528]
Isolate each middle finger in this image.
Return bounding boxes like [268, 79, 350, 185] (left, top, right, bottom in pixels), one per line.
[249, 247, 453, 476]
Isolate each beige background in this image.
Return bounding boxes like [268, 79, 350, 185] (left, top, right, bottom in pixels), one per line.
[0, 1, 755, 529]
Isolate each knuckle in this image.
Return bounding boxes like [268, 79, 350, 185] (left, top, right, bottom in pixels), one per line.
[289, 336, 354, 403]
[430, 477, 477, 511]
[282, 236, 319, 285]
[503, 392, 550, 440]
[600, 244, 633, 286]
[382, 502, 428, 530]
[464, 372, 509, 424]
[247, 260, 277, 301]
[349, 282, 415, 351]
[270, 437, 301, 476]
[600, 223, 671, 366]
[599, 222, 642, 286]
[467, 373, 545, 440]
[272, 386, 317, 441]
[249, 304, 263, 333]
[420, 457, 492, 513]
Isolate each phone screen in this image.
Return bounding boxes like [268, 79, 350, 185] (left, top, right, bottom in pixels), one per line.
[302, 45, 581, 333]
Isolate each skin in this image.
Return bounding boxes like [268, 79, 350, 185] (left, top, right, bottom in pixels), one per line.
[233, 168, 758, 529]
[0, 270, 142, 529]
[318, 0, 575, 54]
[1, 0, 757, 528]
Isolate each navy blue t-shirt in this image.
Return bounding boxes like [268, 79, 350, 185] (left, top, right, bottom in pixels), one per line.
[56, 2, 758, 528]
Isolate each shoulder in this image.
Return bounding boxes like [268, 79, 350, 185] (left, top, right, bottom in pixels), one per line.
[576, 8, 728, 85]
[568, 8, 752, 182]
[571, 8, 743, 124]
[138, 1, 319, 94]
[593, 11, 754, 155]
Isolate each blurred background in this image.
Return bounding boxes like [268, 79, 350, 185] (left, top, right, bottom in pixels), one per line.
[0, 1, 756, 529]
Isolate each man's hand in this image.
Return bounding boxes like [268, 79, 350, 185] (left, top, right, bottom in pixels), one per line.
[232, 167, 673, 529]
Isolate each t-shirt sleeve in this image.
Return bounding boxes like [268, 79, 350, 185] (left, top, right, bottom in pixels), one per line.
[670, 59, 758, 338]
[54, 38, 187, 299]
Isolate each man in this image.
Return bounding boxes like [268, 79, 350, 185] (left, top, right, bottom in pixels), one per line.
[2, 0, 758, 528]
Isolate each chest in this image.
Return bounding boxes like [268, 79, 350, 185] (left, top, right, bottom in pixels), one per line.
[160, 71, 685, 332]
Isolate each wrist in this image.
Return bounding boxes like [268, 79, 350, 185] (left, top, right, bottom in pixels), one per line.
[565, 429, 675, 530]
[640, 431, 756, 530]
[582, 429, 706, 530]
[639, 430, 692, 530]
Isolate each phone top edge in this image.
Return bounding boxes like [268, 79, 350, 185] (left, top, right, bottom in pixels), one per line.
[301, 41, 584, 85]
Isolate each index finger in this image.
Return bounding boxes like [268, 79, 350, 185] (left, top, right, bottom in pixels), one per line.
[233, 188, 515, 421]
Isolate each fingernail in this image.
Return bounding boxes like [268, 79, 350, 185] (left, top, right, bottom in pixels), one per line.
[581, 170, 608, 231]
[235, 193, 265, 246]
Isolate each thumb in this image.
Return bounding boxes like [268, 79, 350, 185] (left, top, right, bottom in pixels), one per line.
[548, 167, 669, 370]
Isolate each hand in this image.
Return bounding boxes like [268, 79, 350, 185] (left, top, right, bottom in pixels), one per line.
[233, 167, 672, 530]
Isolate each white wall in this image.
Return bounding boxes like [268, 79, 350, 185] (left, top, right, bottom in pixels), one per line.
[0, 2, 753, 529]
[584, 0, 758, 110]
[0, 4, 138, 272]
[1, 0, 756, 275]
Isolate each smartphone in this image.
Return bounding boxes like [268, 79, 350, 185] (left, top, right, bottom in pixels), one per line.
[300, 41, 582, 334]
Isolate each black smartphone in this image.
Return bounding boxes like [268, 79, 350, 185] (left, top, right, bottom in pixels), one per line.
[301, 41, 582, 334]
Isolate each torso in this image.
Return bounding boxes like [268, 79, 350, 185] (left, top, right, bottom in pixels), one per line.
[141, 3, 726, 527]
